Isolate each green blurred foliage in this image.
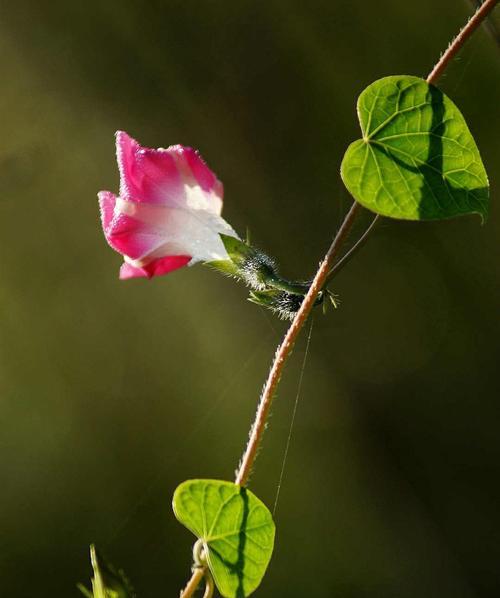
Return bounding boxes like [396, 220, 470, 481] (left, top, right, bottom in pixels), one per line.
[0, 1, 498, 597]
[77, 545, 134, 598]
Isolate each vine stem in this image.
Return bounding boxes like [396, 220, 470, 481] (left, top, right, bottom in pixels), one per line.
[234, 200, 362, 486]
[427, 0, 498, 84]
[179, 567, 205, 598]
[236, 0, 498, 489]
[177, 203, 360, 598]
[325, 0, 499, 282]
[179, 1, 498, 595]
[468, 0, 500, 48]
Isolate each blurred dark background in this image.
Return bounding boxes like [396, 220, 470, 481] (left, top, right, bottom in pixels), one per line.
[1, 1, 499, 596]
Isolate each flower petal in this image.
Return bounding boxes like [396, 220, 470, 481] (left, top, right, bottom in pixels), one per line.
[119, 255, 190, 280]
[115, 131, 223, 214]
[172, 145, 224, 214]
[119, 198, 236, 262]
[103, 211, 170, 261]
[116, 131, 140, 196]
[98, 190, 117, 231]
[116, 131, 183, 206]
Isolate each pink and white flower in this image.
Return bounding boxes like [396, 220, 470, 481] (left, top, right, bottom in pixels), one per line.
[98, 131, 239, 279]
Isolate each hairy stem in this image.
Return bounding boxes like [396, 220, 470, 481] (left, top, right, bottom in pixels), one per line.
[179, 2, 497, 595]
[235, 0, 498, 492]
[235, 201, 362, 485]
[467, 0, 500, 48]
[427, 0, 498, 84]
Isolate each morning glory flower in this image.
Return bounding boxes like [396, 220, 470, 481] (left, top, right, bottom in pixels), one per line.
[98, 131, 238, 279]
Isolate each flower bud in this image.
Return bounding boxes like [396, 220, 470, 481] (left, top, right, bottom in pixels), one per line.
[99, 132, 239, 280]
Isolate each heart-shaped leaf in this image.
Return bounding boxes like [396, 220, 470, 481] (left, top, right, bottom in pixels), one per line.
[341, 75, 489, 221]
[173, 479, 275, 598]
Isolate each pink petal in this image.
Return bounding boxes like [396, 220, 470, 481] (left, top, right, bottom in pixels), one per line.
[119, 262, 148, 279]
[119, 255, 191, 280]
[180, 146, 224, 198]
[116, 131, 140, 198]
[103, 211, 167, 260]
[116, 131, 183, 205]
[98, 190, 117, 230]
[115, 132, 223, 211]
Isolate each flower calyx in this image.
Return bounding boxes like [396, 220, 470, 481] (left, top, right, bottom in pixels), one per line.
[209, 235, 340, 320]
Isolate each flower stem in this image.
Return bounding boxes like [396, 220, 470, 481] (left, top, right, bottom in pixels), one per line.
[178, 2, 497, 596]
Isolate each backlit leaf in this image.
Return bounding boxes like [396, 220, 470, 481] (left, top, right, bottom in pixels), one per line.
[173, 479, 275, 598]
[341, 75, 489, 221]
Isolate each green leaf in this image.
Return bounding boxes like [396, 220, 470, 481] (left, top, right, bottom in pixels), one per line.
[173, 479, 276, 598]
[78, 545, 135, 598]
[341, 75, 489, 221]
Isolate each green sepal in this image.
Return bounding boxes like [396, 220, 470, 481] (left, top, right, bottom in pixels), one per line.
[341, 75, 489, 221]
[219, 234, 257, 267]
[211, 236, 338, 320]
[248, 289, 282, 308]
[208, 235, 274, 285]
[207, 259, 241, 278]
[206, 233, 251, 278]
[173, 479, 275, 598]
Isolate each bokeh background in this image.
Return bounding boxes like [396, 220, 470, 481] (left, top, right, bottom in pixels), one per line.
[1, 1, 499, 596]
